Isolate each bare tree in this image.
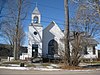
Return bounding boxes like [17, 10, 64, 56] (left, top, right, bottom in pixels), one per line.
[0, 0, 6, 16]
[1, 20, 25, 56]
[0, 0, 31, 60]
[88, 0, 100, 15]
[70, 32, 84, 66]
[1, 20, 25, 55]
[70, 0, 100, 41]
[0, 0, 7, 31]
[63, 0, 100, 66]
[69, 0, 100, 66]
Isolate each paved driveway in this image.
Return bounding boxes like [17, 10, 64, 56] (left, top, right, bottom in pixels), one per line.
[0, 69, 100, 75]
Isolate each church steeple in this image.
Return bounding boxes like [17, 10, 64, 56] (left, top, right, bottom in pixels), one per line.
[32, 7, 41, 24]
[32, 7, 40, 15]
[28, 6, 43, 58]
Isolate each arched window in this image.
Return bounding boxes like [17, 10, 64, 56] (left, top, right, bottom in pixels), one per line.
[48, 39, 58, 55]
[33, 16, 38, 23]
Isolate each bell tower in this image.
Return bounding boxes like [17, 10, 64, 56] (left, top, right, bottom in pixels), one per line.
[32, 7, 41, 24]
[28, 6, 43, 58]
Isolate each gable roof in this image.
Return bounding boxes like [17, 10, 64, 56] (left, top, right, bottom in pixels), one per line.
[32, 7, 40, 14]
[44, 21, 55, 30]
[44, 21, 63, 33]
[70, 32, 99, 45]
[43, 21, 64, 38]
[83, 37, 99, 45]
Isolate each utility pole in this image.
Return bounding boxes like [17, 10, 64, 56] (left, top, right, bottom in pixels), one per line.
[14, 0, 22, 60]
[64, 0, 70, 66]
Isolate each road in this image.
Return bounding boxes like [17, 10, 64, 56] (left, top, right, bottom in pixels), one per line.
[0, 69, 100, 75]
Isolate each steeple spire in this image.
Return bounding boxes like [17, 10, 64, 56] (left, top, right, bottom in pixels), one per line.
[32, 5, 40, 15]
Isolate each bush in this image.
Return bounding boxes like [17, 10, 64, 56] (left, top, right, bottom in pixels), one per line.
[26, 64, 36, 67]
[41, 63, 50, 66]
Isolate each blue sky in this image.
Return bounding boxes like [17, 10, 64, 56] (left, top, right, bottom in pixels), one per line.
[21, 0, 78, 47]
[23, 0, 78, 31]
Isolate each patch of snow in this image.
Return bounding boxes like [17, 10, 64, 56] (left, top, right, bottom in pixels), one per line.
[50, 64, 60, 68]
[0, 66, 29, 70]
[46, 66, 54, 69]
[33, 68, 61, 71]
[9, 64, 20, 67]
[95, 69, 100, 71]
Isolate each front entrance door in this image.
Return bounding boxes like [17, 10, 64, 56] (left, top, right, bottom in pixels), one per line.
[32, 44, 38, 58]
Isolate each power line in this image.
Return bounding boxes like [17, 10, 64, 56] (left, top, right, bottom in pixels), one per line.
[30, 2, 64, 11]
[0, 2, 65, 23]
[42, 16, 64, 22]
[24, 11, 65, 22]
[41, 20, 65, 26]
[0, 2, 65, 26]
[0, 15, 65, 26]
[1, 12, 65, 23]
[23, 18, 65, 26]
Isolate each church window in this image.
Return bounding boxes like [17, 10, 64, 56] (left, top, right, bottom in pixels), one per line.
[84, 46, 88, 54]
[33, 16, 38, 23]
[48, 39, 58, 55]
[34, 31, 37, 35]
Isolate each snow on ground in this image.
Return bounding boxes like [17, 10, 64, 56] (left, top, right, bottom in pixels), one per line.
[0, 66, 29, 70]
[8, 64, 20, 67]
[0, 66, 100, 71]
[0, 66, 62, 71]
[33, 68, 61, 71]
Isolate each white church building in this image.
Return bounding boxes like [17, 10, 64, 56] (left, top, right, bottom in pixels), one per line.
[20, 7, 98, 60]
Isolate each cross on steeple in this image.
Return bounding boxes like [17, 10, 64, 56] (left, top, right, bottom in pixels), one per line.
[35, 2, 37, 7]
